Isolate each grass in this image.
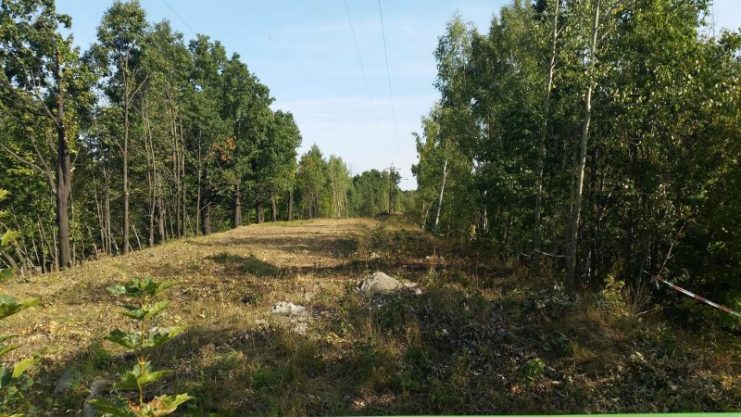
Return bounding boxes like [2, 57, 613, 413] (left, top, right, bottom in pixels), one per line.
[1, 217, 739, 415]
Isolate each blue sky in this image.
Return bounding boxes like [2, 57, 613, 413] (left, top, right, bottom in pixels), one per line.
[58, 0, 740, 190]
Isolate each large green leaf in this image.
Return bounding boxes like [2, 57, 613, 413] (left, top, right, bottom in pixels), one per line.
[0, 295, 39, 320]
[104, 329, 141, 350]
[88, 398, 137, 417]
[131, 393, 192, 416]
[12, 357, 34, 378]
[105, 327, 185, 350]
[143, 326, 185, 349]
[0, 342, 19, 359]
[107, 278, 174, 298]
[0, 189, 9, 203]
[121, 301, 170, 321]
[115, 362, 171, 391]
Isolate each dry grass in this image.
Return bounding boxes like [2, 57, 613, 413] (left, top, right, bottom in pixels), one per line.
[1, 217, 738, 416]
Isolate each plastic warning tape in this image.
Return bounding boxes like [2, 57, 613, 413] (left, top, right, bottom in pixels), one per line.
[644, 270, 741, 318]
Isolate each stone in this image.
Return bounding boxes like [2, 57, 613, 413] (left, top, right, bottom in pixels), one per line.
[271, 301, 307, 316]
[81, 378, 110, 417]
[53, 368, 77, 397]
[359, 271, 402, 297]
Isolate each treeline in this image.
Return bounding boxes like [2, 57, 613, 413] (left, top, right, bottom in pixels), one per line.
[295, 145, 408, 219]
[0, 0, 397, 274]
[414, 0, 739, 301]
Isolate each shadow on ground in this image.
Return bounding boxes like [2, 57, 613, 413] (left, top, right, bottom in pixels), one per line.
[18, 220, 739, 416]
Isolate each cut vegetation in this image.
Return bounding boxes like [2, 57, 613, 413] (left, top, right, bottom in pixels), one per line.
[2, 218, 738, 415]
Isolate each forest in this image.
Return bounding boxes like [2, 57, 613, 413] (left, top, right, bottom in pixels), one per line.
[412, 0, 739, 310]
[0, 0, 408, 274]
[0, 0, 739, 416]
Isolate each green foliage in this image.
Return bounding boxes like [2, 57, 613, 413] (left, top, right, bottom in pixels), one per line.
[89, 394, 193, 417]
[115, 363, 172, 391]
[521, 357, 545, 384]
[0, 295, 39, 321]
[107, 278, 174, 298]
[348, 169, 400, 217]
[105, 327, 185, 351]
[92, 277, 191, 416]
[415, 0, 741, 316]
[0, 264, 37, 415]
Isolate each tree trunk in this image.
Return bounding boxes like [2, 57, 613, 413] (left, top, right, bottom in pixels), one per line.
[566, 0, 601, 291]
[148, 199, 155, 247]
[173, 140, 182, 239]
[54, 54, 72, 269]
[270, 193, 277, 222]
[156, 172, 166, 243]
[434, 157, 448, 232]
[288, 190, 294, 221]
[201, 200, 211, 235]
[534, 0, 560, 265]
[232, 185, 241, 228]
[256, 201, 264, 224]
[122, 96, 130, 254]
[179, 121, 187, 236]
[196, 131, 202, 234]
[104, 171, 112, 254]
[422, 202, 430, 229]
[144, 104, 156, 247]
[200, 168, 211, 236]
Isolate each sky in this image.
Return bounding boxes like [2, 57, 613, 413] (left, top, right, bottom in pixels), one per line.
[57, 0, 741, 190]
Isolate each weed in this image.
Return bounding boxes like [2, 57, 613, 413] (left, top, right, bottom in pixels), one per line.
[0, 234, 38, 416]
[89, 277, 191, 416]
[522, 357, 545, 384]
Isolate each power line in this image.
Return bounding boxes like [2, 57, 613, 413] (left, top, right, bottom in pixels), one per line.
[377, 0, 401, 166]
[159, 0, 197, 35]
[343, 0, 384, 146]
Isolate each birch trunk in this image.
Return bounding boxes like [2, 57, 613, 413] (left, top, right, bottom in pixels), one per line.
[566, 0, 601, 291]
[434, 157, 448, 232]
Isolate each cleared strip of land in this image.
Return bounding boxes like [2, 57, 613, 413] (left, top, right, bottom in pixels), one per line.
[3, 218, 738, 415]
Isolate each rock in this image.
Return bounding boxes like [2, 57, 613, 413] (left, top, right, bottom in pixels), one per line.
[403, 282, 423, 295]
[359, 271, 402, 297]
[271, 301, 307, 316]
[53, 368, 77, 397]
[81, 378, 110, 417]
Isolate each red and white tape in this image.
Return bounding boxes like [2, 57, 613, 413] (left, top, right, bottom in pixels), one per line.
[644, 270, 740, 318]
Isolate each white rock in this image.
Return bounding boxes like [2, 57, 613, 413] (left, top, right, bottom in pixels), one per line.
[271, 301, 307, 316]
[359, 271, 402, 297]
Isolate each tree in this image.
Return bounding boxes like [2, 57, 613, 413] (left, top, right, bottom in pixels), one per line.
[260, 111, 301, 221]
[533, 0, 562, 265]
[139, 21, 192, 244]
[187, 35, 228, 235]
[0, 0, 307, 273]
[416, 0, 739, 308]
[91, 0, 148, 254]
[326, 156, 351, 218]
[296, 145, 328, 219]
[0, 0, 93, 269]
[349, 169, 389, 217]
[565, 0, 603, 290]
[219, 55, 273, 227]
